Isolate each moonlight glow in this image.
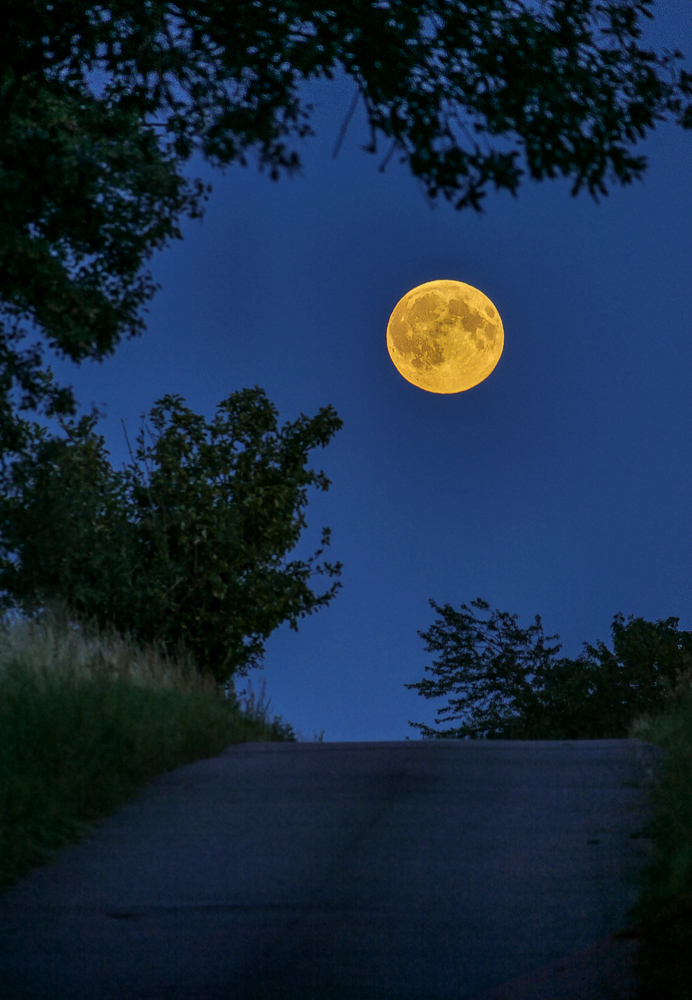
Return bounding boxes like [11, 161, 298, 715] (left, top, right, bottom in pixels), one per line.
[386, 280, 504, 393]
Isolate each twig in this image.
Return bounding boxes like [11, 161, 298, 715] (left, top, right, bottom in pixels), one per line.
[332, 85, 360, 159]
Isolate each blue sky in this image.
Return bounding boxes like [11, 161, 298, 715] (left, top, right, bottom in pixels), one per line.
[8, 3, 692, 741]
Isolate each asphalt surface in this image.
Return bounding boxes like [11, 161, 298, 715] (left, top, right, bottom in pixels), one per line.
[0, 738, 666, 1000]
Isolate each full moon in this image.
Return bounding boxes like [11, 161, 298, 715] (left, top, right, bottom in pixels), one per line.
[386, 280, 504, 393]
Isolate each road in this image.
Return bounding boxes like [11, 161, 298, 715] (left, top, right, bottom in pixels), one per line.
[0, 739, 665, 999]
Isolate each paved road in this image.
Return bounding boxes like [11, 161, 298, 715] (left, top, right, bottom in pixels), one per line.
[0, 739, 665, 999]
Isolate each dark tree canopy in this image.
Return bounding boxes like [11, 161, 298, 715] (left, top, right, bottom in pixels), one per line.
[0, 1, 690, 459]
[405, 597, 692, 739]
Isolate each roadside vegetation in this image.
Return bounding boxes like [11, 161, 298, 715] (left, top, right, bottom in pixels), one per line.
[0, 382, 337, 895]
[618, 697, 692, 999]
[0, 598, 323, 895]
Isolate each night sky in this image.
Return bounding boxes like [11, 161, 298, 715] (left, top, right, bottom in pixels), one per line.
[8, 3, 692, 742]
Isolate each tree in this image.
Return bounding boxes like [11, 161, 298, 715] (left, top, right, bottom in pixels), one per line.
[405, 597, 692, 739]
[1, 1, 691, 460]
[0, 386, 343, 686]
[578, 611, 692, 727]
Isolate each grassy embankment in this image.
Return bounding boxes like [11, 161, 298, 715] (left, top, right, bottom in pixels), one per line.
[0, 601, 323, 895]
[617, 690, 692, 999]
[1, 602, 692, 997]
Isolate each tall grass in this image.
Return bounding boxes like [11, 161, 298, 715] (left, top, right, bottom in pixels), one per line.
[0, 600, 323, 894]
[619, 686, 692, 998]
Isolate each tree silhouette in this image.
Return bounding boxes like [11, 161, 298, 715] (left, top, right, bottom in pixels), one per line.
[0, 386, 343, 686]
[405, 597, 692, 739]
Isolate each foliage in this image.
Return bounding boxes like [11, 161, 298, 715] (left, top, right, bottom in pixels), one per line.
[1, 1, 691, 459]
[404, 597, 562, 738]
[405, 597, 692, 739]
[0, 385, 343, 687]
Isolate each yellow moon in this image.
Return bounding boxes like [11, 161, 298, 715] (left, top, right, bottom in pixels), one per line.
[386, 279, 504, 393]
